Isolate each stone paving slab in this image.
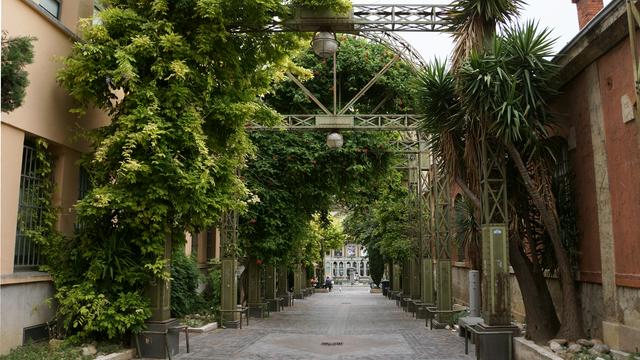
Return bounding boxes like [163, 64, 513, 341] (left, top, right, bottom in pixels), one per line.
[172, 287, 474, 360]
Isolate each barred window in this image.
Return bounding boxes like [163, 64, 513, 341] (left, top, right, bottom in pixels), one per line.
[14, 141, 46, 269]
[74, 166, 91, 232]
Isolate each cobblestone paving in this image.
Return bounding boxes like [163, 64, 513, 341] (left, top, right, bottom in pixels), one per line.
[173, 287, 474, 360]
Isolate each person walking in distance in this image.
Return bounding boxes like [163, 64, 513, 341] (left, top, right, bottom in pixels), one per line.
[325, 276, 333, 292]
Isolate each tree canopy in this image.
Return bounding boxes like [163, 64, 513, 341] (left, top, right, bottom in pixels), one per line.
[1, 31, 35, 113]
[241, 36, 418, 268]
[54, 0, 312, 340]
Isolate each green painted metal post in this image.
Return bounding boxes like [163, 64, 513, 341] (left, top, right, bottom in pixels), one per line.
[277, 264, 288, 296]
[392, 263, 401, 292]
[411, 256, 421, 300]
[247, 257, 261, 304]
[220, 212, 238, 326]
[146, 235, 172, 321]
[422, 258, 434, 304]
[418, 137, 434, 305]
[434, 158, 453, 322]
[402, 259, 411, 297]
[480, 135, 511, 326]
[265, 264, 276, 300]
[293, 264, 303, 299]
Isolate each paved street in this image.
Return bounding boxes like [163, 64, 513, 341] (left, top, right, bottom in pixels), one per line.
[174, 287, 474, 360]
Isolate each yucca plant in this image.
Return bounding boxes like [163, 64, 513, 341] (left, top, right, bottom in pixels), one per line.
[418, 2, 585, 342]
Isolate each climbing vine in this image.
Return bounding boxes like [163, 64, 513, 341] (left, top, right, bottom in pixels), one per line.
[54, 0, 314, 341]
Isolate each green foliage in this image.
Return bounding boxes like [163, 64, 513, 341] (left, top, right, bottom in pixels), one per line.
[1, 31, 35, 113]
[205, 261, 222, 306]
[367, 245, 384, 287]
[242, 36, 417, 267]
[343, 170, 414, 263]
[449, 0, 524, 25]
[0, 341, 117, 360]
[54, 283, 150, 341]
[55, 0, 307, 339]
[241, 130, 396, 265]
[457, 21, 558, 145]
[269, 36, 416, 115]
[170, 251, 203, 318]
[289, 0, 352, 13]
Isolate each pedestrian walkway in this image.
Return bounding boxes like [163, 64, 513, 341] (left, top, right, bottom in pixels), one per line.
[174, 287, 474, 360]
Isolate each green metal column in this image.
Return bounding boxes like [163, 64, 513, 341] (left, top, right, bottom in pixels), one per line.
[265, 264, 276, 299]
[277, 263, 288, 296]
[411, 256, 421, 300]
[419, 137, 434, 304]
[422, 258, 434, 304]
[392, 263, 401, 292]
[220, 212, 238, 325]
[247, 256, 261, 304]
[434, 158, 452, 320]
[146, 235, 172, 321]
[293, 263, 303, 298]
[402, 259, 411, 297]
[480, 135, 511, 326]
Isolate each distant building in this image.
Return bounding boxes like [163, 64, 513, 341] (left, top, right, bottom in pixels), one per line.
[324, 244, 369, 283]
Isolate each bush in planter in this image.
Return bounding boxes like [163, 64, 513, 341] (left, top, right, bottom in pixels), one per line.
[170, 251, 203, 318]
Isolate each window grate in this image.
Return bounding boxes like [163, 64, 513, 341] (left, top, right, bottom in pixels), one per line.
[14, 142, 46, 269]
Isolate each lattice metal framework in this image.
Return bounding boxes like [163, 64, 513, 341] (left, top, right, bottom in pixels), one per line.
[220, 211, 239, 259]
[433, 158, 450, 260]
[239, 4, 453, 33]
[360, 31, 428, 71]
[480, 138, 508, 225]
[246, 114, 423, 131]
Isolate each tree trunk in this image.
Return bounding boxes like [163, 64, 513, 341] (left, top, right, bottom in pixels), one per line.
[456, 176, 481, 210]
[506, 141, 585, 340]
[509, 230, 560, 343]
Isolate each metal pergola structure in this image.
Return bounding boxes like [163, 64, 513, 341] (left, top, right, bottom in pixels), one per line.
[214, 4, 513, 341]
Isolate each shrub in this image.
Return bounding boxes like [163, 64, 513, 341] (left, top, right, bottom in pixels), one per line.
[170, 251, 202, 318]
[54, 283, 150, 341]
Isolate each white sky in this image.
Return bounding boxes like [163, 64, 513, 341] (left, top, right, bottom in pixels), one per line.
[351, 0, 614, 61]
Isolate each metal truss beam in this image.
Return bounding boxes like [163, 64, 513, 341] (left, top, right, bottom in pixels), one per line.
[246, 114, 423, 131]
[360, 31, 429, 71]
[237, 4, 453, 33]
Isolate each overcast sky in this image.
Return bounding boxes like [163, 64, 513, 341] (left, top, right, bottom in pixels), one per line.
[351, 0, 613, 61]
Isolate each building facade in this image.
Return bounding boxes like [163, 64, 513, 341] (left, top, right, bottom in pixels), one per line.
[1, 0, 107, 354]
[324, 244, 370, 283]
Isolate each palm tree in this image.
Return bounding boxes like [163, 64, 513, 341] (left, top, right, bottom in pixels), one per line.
[418, 0, 586, 341]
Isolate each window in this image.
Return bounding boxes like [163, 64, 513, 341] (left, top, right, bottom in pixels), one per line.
[14, 141, 47, 269]
[206, 229, 214, 260]
[74, 166, 91, 231]
[335, 249, 342, 257]
[39, 0, 60, 18]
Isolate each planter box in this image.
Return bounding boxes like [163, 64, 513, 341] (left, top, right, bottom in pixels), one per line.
[315, 288, 329, 293]
[286, 6, 354, 33]
[370, 288, 382, 293]
[187, 322, 218, 333]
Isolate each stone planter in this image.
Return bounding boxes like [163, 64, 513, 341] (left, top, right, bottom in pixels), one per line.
[369, 288, 382, 293]
[187, 322, 218, 334]
[95, 349, 136, 360]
